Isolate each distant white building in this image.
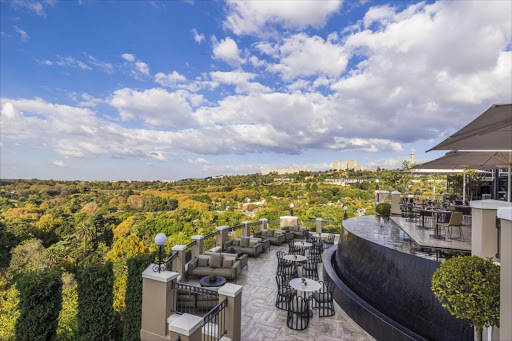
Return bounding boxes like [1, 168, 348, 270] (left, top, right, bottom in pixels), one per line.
[331, 160, 364, 171]
[262, 167, 309, 175]
[325, 178, 365, 186]
[332, 160, 341, 171]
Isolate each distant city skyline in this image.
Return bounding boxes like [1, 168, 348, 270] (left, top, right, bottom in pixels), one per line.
[1, 1, 510, 180]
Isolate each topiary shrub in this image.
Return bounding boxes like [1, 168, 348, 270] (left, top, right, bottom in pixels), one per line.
[77, 262, 114, 341]
[123, 255, 153, 341]
[432, 256, 500, 340]
[375, 203, 391, 218]
[15, 270, 62, 341]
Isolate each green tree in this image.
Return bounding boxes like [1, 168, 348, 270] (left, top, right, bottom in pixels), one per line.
[76, 222, 95, 255]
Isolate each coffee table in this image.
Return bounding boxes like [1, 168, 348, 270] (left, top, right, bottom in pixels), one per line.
[200, 275, 227, 287]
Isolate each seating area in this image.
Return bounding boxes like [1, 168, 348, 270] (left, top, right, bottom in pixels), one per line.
[187, 253, 242, 280]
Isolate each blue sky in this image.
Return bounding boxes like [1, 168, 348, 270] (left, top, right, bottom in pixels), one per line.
[1, 0, 511, 180]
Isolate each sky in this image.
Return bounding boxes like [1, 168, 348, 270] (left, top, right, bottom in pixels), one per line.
[1, 0, 511, 181]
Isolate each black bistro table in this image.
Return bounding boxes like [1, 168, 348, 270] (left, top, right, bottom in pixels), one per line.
[199, 275, 227, 288]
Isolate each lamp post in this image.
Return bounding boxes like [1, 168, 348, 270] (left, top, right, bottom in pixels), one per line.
[343, 206, 348, 220]
[154, 233, 167, 273]
[290, 203, 294, 216]
[375, 179, 380, 190]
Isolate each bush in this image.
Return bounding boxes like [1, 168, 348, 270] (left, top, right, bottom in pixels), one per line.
[375, 203, 391, 217]
[432, 256, 500, 332]
[123, 255, 152, 341]
[15, 270, 62, 341]
[77, 262, 114, 341]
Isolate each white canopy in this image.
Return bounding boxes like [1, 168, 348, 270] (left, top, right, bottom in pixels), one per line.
[428, 104, 512, 151]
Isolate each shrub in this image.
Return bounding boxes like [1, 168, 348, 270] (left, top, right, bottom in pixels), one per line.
[15, 270, 62, 341]
[123, 255, 152, 341]
[375, 203, 391, 217]
[432, 256, 500, 332]
[77, 262, 114, 341]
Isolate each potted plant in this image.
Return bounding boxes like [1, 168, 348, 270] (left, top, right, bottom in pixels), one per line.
[431, 256, 500, 341]
[301, 277, 307, 286]
[208, 273, 217, 283]
[375, 203, 391, 221]
[228, 246, 235, 253]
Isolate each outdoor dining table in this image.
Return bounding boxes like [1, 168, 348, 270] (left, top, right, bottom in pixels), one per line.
[311, 232, 330, 239]
[289, 278, 322, 317]
[294, 241, 312, 248]
[284, 254, 307, 263]
[429, 210, 452, 240]
[416, 209, 435, 228]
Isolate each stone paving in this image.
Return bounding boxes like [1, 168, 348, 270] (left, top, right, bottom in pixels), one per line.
[189, 242, 375, 341]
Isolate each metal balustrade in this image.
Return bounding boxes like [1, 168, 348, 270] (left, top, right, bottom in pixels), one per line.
[203, 298, 227, 341]
[174, 282, 219, 316]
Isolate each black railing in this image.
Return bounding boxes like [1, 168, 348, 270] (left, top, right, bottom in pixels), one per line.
[174, 282, 219, 316]
[299, 219, 316, 232]
[496, 217, 501, 259]
[322, 220, 343, 233]
[203, 298, 228, 341]
[249, 221, 260, 236]
[203, 231, 219, 253]
[153, 252, 178, 272]
[185, 240, 196, 264]
[267, 219, 280, 230]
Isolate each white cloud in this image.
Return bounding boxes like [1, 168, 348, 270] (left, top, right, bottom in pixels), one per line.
[11, 0, 53, 16]
[13, 26, 29, 42]
[78, 93, 103, 107]
[187, 158, 213, 165]
[210, 71, 271, 94]
[121, 53, 136, 62]
[135, 61, 150, 76]
[108, 88, 195, 127]
[212, 36, 245, 66]
[191, 28, 205, 43]
[53, 160, 67, 167]
[154, 71, 219, 92]
[224, 0, 343, 37]
[268, 34, 349, 81]
[36, 54, 112, 72]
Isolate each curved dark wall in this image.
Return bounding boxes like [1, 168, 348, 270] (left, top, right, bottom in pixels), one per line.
[334, 225, 473, 341]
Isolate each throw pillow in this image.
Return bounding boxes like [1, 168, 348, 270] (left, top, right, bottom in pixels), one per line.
[198, 257, 209, 267]
[233, 239, 240, 246]
[249, 239, 258, 247]
[267, 230, 274, 237]
[222, 258, 234, 268]
[210, 254, 223, 268]
[240, 237, 249, 247]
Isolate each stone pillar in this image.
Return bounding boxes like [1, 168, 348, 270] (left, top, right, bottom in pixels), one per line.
[242, 221, 251, 237]
[259, 218, 268, 230]
[280, 216, 298, 228]
[191, 235, 204, 259]
[378, 190, 390, 204]
[391, 191, 401, 216]
[498, 207, 512, 341]
[216, 225, 230, 251]
[140, 266, 179, 341]
[218, 283, 243, 341]
[316, 218, 322, 234]
[470, 200, 512, 261]
[171, 245, 187, 281]
[168, 313, 203, 341]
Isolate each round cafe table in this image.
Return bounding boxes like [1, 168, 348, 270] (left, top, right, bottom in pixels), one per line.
[311, 232, 329, 239]
[289, 278, 322, 317]
[294, 242, 312, 248]
[284, 254, 307, 262]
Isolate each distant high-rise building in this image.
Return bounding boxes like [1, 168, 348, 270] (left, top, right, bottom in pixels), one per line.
[410, 149, 415, 164]
[347, 160, 357, 169]
[332, 160, 341, 170]
[341, 160, 349, 170]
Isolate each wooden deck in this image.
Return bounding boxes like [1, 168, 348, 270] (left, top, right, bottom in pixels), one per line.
[187, 243, 375, 341]
[391, 216, 472, 252]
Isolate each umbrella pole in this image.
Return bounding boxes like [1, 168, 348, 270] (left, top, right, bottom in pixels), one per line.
[463, 169, 466, 203]
[508, 165, 511, 202]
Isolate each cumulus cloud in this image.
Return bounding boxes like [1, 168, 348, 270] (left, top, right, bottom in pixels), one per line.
[135, 61, 150, 76]
[210, 71, 271, 94]
[212, 36, 245, 66]
[53, 160, 67, 167]
[224, 0, 343, 37]
[121, 53, 136, 62]
[187, 158, 213, 165]
[154, 71, 219, 92]
[191, 28, 205, 43]
[10, 0, 54, 16]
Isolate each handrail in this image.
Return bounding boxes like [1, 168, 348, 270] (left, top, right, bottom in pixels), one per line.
[153, 252, 178, 272]
[185, 240, 197, 249]
[173, 282, 219, 317]
[203, 298, 228, 341]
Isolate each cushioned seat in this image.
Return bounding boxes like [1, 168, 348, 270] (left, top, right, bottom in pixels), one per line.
[254, 229, 285, 245]
[312, 292, 332, 303]
[187, 253, 242, 280]
[224, 236, 263, 256]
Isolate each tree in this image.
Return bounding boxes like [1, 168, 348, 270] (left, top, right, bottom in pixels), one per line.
[75, 222, 94, 255]
[8, 239, 51, 278]
[432, 256, 500, 341]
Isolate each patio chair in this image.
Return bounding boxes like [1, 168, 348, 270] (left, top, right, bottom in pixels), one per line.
[312, 280, 336, 317]
[275, 275, 296, 310]
[277, 259, 298, 279]
[276, 251, 286, 262]
[289, 244, 305, 256]
[286, 294, 310, 330]
[302, 260, 319, 281]
[309, 242, 323, 263]
[322, 234, 335, 247]
[438, 211, 464, 241]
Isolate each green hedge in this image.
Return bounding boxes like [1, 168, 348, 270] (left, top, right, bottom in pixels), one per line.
[77, 262, 114, 341]
[123, 255, 153, 341]
[375, 203, 391, 217]
[15, 270, 62, 341]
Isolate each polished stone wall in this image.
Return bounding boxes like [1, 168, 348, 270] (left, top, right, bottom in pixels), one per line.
[332, 217, 473, 341]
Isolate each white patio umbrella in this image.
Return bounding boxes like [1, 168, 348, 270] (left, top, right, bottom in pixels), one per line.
[416, 151, 512, 202]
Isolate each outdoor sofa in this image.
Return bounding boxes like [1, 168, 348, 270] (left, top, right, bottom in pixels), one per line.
[253, 229, 286, 245]
[223, 236, 263, 256]
[187, 253, 242, 280]
[204, 250, 248, 270]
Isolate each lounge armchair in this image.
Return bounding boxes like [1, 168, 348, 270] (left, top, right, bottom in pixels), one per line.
[277, 226, 295, 241]
[224, 236, 263, 256]
[187, 253, 241, 280]
[288, 225, 308, 238]
[254, 229, 286, 245]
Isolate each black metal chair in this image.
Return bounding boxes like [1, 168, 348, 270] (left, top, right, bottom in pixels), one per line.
[275, 275, 296, 310]
[286, 294, 310, 330]
[322, 234, 335, 247]
[302, 260, 318, 281]
[277, 259, 298, 279]
[309, 242, 323, 263]
[276, 251, 285, 262]
[289, 244, 305, 256]
[312, 280, 335, 317]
